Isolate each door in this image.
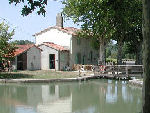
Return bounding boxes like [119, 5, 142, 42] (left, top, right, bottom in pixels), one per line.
[82, 55, 85, 65]
[49, 54, 55, 69]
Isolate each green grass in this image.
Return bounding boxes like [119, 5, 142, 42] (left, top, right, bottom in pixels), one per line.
[0, 70, 83, 79]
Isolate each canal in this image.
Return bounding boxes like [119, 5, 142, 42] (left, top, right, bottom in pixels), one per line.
[0, 79, 142, 113]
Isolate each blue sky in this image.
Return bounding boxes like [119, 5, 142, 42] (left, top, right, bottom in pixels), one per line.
[0, 0, 80, 42]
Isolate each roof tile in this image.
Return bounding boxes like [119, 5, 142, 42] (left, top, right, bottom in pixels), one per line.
[14, 44, 37, 56]
[33, 26, 80, 36]
[43, 42, 69, 51]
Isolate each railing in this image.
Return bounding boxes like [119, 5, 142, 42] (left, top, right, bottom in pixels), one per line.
[94, 65, 143, 77]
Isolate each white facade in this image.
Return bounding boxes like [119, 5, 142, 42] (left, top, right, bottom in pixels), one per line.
[38, 44, 69, 71]
[38, 44, 59, 70]
[35, 28, 72, 47]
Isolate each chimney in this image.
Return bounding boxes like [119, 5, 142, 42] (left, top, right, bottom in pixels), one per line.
[56, 13, 63, 28]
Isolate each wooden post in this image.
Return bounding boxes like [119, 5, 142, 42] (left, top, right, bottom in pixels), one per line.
[126, 66, 129, 78]
[112, 65, 115, 77]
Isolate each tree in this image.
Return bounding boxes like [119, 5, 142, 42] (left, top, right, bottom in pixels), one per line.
[63, 0, 115, 65]
[142, 0, 150, 112]
[108, 0, 142, 64]
[124, 25, 143, 64]
[0, 22, 16, 66]
[9, 0, 48, 16]
[62, 0, 142, 65]
[106, 40, 117, 59]
[12, 40, 34, 45]
[109, 0, 129, 64]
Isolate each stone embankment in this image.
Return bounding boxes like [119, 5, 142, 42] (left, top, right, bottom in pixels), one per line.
[0, 75, 143, 85]
[0, 75, 97, 83]
[128, 79, 143, 87]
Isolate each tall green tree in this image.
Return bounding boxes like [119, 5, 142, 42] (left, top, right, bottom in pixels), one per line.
[109, 0, 142, 64]
[0, 22, 16, 63]
[63, 0, 115, 65]
[124, 26, 143, 64]
[142, 0, 150, 112]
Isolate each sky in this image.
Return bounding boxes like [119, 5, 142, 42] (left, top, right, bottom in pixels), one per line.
[0, 0, 80, 42]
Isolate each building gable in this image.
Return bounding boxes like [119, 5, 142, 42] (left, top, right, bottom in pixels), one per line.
[35, 28, 72, 47]
[14, 44, 41, 57]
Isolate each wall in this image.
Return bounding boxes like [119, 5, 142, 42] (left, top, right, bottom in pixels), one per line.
[60, 51, 69, 70]
[27, 46, 41, 70]
[38, 45, 59, 70]
[35, 28, 72, 47]
[70, 37, 99, 67]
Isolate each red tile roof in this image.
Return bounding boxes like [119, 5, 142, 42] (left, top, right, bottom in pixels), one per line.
[42, 42, 69, 51]
[14, 44, 41, 56]
[33, 26, 80, 36]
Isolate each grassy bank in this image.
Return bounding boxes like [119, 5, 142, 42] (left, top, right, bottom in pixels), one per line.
[0, 70, 92, 79]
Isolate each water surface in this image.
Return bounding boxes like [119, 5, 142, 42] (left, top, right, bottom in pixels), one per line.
[0, 80, 142, 113]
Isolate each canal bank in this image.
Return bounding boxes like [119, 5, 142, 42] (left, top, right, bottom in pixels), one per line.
[0, 75, 100, 83]
[0, 70, 143, 84]
[0, 75, 95, 83]
[0, 74, 133, 83]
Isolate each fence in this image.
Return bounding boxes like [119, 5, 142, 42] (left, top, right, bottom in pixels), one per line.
[94, 65, 143, 77]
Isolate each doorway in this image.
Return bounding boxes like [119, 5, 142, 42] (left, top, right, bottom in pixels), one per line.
[49, 54, 55, 69]
[82, 55, 85, 65]
[17, 53, 27, 70]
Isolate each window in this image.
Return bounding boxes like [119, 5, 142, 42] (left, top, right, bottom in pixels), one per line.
[89, 51, 93, 62]
[82, 55, 86, 65]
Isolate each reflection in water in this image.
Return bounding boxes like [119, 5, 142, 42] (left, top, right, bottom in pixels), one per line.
[106, 80, 118, 103]
[0, 80, 142, 113]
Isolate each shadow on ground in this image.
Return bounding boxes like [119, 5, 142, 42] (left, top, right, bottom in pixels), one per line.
[0, 73, 33, 79]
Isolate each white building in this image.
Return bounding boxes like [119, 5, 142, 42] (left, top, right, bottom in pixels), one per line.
[33, 13, 99, 70]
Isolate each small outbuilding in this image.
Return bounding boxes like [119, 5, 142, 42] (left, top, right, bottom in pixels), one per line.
[38, 42, 69, 71]
[12, 44, 41, 70]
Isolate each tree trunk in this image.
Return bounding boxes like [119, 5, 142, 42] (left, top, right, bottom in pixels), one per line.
[117, 39, 123, 65]
[135, 52, 142, 65]
[99, 37, 106, 65]
[142, 0, 150, 113]
[135, 43, 142, 65]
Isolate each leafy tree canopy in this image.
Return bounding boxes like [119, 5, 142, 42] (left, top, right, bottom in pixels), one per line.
[63, 0, 115, 40]
[9, 0, 48, 16]
[62, 0, 142, 65]
[0, 22, 16, 62]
